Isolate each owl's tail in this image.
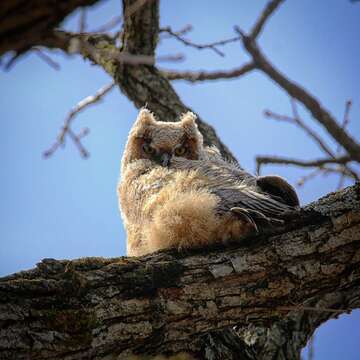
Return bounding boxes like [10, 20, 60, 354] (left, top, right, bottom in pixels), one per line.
[147, 190, 220, 253]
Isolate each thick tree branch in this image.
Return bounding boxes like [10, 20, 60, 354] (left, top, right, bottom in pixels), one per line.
[0, 184, 359, 359]
[0, 0, 103, 57]
[34, 1, 238, 163]
[115, 0, 238, 163]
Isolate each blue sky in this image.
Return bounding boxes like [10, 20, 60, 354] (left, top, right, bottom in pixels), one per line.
[1, 0, 359, 358]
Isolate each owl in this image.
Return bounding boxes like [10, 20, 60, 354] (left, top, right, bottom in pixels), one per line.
[118, 109, 299, 257]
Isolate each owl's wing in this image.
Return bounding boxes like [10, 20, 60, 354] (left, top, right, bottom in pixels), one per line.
[213, 186, 295, 231]
[171, 154, 296, 228]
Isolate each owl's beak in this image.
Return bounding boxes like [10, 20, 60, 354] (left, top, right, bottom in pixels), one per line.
[160, 152, 171, 167]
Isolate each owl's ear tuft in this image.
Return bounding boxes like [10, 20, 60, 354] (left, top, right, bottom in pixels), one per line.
[135, 108, 156, 127]
[180, 112, 197, 130]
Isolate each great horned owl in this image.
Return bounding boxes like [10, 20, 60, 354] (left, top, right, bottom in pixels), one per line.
[118, 109, 299, 257]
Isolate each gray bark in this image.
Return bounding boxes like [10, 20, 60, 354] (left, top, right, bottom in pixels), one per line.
[1, 183, 359, 359]
[1, 1, 359, 359]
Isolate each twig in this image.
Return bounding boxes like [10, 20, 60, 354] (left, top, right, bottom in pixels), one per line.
[290, 99, 335, 158]
[162, 62, 256, 82]
[336, 100, 355, 187]
[250, 0, 285, 39]
[265, 101, 335, 158]
[66, 128, 90, 158]
[256, 154, 355, 187]
[297, 169, 323, 187]
[308, 335, 315, 360]
[256, 155, 352, 170]
[91, 16, 122, 33]
[234, 1, 360, 162]
[156, 53, 184, 63]
[337, 173, 346, 190]
[264, 99, 359, 182]
[33, 48, 60, 71]
[79, 7, 87, 33]
[160, 25, 192, 38]
[336, 100, 352, 153]
[44, 82, 115, 158]
[91, 0, 151, 33]
[295, 166, 349, 187]
[160, 26, 241, 57]
[4, 49, 29, 70]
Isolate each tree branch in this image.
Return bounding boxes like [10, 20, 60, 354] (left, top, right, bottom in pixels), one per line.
[43, 82, 115, 158]
[0, 0, 103, 57]
[161, 62, 256, 82]
[33, 0, 238, 163]
[263, 99, 359, 182]
[1, 184, 359, 359]
[160, 26, 241, 57]
[236, 27, 360, 162]
[115, 0, 238, 163]
[256, 155, 352, 170]
[250, 0, 285, 39]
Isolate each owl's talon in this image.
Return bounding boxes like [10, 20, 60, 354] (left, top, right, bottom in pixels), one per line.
[231, 206, 285, 228]
[230, 207, 259, 233]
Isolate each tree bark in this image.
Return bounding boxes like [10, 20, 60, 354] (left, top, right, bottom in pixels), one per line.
[0, 0, 102, 57]
[1, 1, 359, 359]
[1, 183, 359, 359]
[117, 0, 237, 163]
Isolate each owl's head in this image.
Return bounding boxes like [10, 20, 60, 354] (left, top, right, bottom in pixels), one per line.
[122, 108, 204, 169]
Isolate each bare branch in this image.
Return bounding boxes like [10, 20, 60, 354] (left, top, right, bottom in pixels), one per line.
[297, 169, 323, 187]
[250, 0, 285, 39]
[308, 335, 315, 360]
[234, 1, 360, 162]
[264, 99, 359, 182]
[264, 102, 335, 158]
[290, 99, 336, 157]
[66, 128, 90, 158]
[156, 53, 184, 63]
[256, 155, 352, 171]
[337, 173, 346, 190]
[336, 99, 352, 153]
[162, 62, 256, 82]
[91, 16, 122, 33]
[160, 24, 193, 38]
[79, 7, 87, 33]
[39, 31, 182, 67]
[160, 26, 241, 57]
[33, 48, 60, 71]
[241, 35, 360, 161]
[44, 82, 115, 158]
[91, 0, 151, 34]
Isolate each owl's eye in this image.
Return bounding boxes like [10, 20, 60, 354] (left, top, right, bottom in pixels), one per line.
[142, 143, 155, 154]
[174, 146, 187, 156]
